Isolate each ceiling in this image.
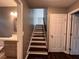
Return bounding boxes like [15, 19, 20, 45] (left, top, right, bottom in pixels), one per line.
[0, 0, 17, 7]
[27, 0, 77, 8]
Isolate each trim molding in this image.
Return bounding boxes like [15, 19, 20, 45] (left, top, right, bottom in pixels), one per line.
[69, 8, 79, 14]
[65, 8, 79, 55]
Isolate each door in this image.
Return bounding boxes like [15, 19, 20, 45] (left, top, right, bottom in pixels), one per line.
[70, 14, 79, 55]
[49, 14, 67, 52]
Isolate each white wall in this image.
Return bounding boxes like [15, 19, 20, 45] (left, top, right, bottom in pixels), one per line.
[33, 9, 44, 25]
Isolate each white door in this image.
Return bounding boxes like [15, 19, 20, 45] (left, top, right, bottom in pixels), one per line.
[70, 14, 79, 55]
[49, 14, 67, 52]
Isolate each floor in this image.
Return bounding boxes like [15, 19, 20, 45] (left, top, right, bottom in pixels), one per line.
[48, 53, 79, 59]
[6, 57, 17, 59]
[6, 58, 16, 59]
[0, 52, 17, 59]
[1, 56, 17, 59]
[28, 52, 79, 59]
[1, 52, 78, 59]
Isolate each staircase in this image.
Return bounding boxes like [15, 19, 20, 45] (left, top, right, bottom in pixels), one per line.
[27, 25, 48, 59]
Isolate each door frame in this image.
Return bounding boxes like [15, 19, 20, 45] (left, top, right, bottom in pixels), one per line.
[15, 0, 24, 59]
[47, 8, 50, 52]
[66, 8, 79, 54]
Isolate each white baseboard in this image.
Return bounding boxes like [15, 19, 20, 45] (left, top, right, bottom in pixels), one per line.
[64, 51, 69, 54]
[48, 48, 64, 52]
[48, 49, 70, 54]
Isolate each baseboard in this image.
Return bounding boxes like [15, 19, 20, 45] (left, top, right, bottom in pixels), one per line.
[48, 49, 64, 52]
[48, 50, 70, 55]
[64, 51, 69, 54]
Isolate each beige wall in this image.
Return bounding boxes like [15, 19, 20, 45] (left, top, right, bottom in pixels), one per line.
[68, 0, 79, 12]
[0, 7, 17, 37]
[48, 8, 68, 14]
[22, 1, 34, 59]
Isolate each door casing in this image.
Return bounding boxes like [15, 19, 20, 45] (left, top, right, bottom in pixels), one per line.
[66, 8, 79, 54]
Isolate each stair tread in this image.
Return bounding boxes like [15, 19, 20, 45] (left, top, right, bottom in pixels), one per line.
[31, 41, 46, 43]
[33, 34, 45, 35]
[29, 51, 48, 55]
[34, 31, 44, 32]
[32, 37, 45, 39]
[30, 45, 46, 48]
[33, 37, 45, 38]
[33, 32, 45, 33]
[33, 33, 45, 34]
[33, 32, 45, 34]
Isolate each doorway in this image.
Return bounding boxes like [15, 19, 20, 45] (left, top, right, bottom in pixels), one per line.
[70, 12, 79, 55]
